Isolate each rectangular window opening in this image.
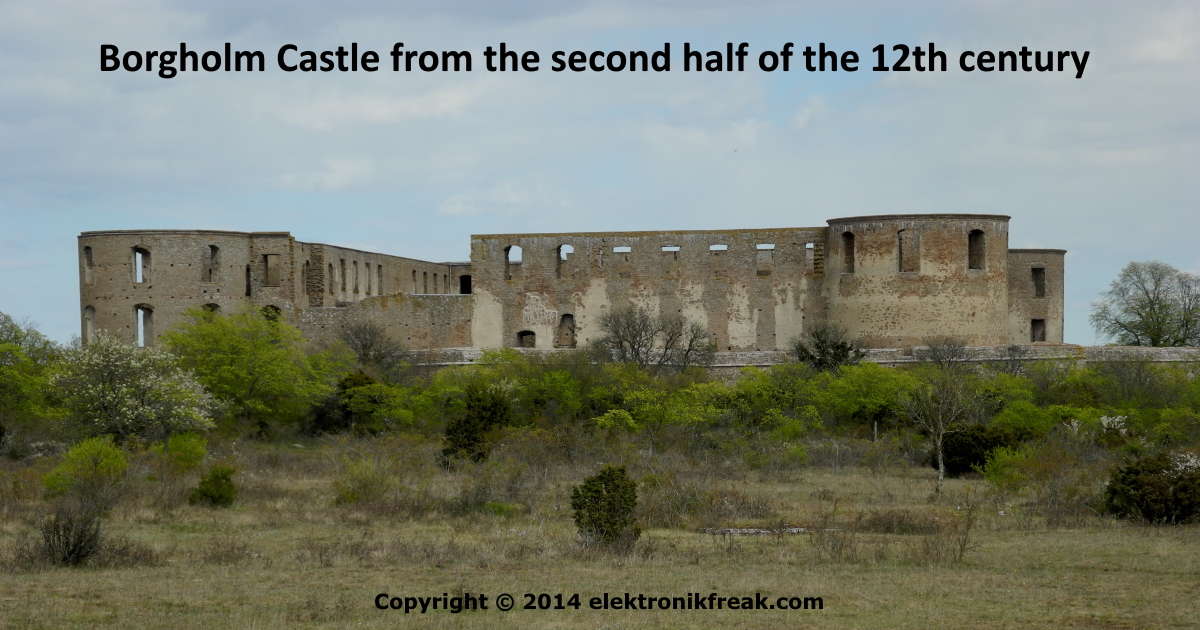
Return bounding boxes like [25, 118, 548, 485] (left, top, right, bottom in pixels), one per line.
[1031, 319, 1046, 343]
[613, 246, 631, 253]
[1032, 267, 1046, 298]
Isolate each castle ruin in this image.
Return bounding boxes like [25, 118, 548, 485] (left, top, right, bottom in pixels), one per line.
[77, 214, 1065, 356]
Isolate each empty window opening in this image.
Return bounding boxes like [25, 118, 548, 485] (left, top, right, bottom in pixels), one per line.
[412, 270, 417, 293]
[340, 259, 347, 292]
[329, 264, 336, 295]
[83, 306, 95, 345]
[133, 247, 151, 283]
[1032, 267, 1046, 298]
[613, 246, 631, 253]
[204, 245, 220, 282]
[898, 230, 920, 273]
[433, 274, 439, 293]
[556, 244, 574, 279]
[1031, 319, 1046, 342]
[842, 232, 855, 273]
[261, 305, 281, 321]
[83, 247, 94, 286]
[517, 330, 536, 348]
[135, 305, 153, 347]
[302, 260, 309, 291]
[377, 266, 384, 295]
[459, 274, 472, 294]
[352, 261, 359, 293]
[556, 314, 576, 347]
[968, 230, 985, 270]
[244, 265, 252, 296]
[505, 246, 522, 280]
[709, 244, 728, 251]
[202, 303, 220, 314]
[263, 254, 281, 287]
[444, 274, 448, 293]
[423, 272, 428, 293]
[365, 263, 372, 294]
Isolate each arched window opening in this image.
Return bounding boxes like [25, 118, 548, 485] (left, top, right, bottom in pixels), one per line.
[352, 261, 359, 293]
[133, 247, 151, 283]
[83, 247, 94, 286]
[340, 259, 347, 293]
[555, 314, 576, 347]
[505, 245, 522, 280]
[365, 263, 372, 295]
[135, 305, 153, 347]
[517, 330, 536, 348]
[411, 270, 417, 293]
[376, 265, 383, 295]
[83, 306, 95, 345]
[968, 230, 985, 270]
[423, 272, 428, 294]
[557, 244, 574, 279]
[898, 230, 920, 273]
[204, 245, 220, 282]
[244, 265, 252, 296]
[302, 260, 310, 291]
[444, 274, 448, 293]
[842, 232, 855, 273]
[329, 263, 336, 295]
[433, 274, 439, 294]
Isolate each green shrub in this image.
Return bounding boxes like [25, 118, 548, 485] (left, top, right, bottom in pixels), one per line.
[43, 436, 128, 509]
[595, 409, 639, 432]
[1104, 452, 1200, 524]
[932, 425, 1041, 477]
[150, 433, 207, 474]
[441, 383, 511, 464]
[189, 465, 237, 507]
[570, 465, 640, 547]
[332, 455, 393, 505]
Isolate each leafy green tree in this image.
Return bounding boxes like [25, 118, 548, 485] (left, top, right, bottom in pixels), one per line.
[53, 334, 215, 444]
[0, 312, 61, 442]
[161, 306, 351, 433]
[1090, 261, 1200, 347]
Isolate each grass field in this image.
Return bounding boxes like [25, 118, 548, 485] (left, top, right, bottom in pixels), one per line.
[2, 435, 1197, 629]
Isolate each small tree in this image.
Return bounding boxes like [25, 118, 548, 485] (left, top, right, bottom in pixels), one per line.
[340, 320, 412, 382]
[1090, 261, 1200, 347]
[595, 306, 713, 374]
[440, 383, 512, 464]
[570, 465, 640, 547]
[903, 366, 981, 494]
[791, 325, 865, 373]
[1104, 452, 1200, 524]
[53, 334, 215, 445]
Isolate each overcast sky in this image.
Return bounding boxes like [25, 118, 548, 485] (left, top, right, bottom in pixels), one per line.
[1, 0, 1196, 344]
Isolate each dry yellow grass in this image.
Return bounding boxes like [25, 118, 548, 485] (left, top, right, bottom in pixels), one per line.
[1, 437, 1197, 629]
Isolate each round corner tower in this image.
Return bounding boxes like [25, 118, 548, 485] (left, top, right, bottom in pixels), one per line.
[823, 214, 1011, 348]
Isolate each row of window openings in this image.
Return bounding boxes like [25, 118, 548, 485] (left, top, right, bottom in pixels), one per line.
[516, 314, 577, 348]
[83, 304, 277, 348]
[503, 243, 805, 280]
[840, 230, 987, 274]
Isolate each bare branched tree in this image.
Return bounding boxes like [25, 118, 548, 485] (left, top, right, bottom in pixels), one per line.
[340, 320, 412, 382]
[596, 306, 714, 374]
[914, 336, 975, 372]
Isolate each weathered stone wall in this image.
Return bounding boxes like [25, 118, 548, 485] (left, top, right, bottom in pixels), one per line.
[1006, 249, 1066, 344]
[468, 228, 827, 351]
[824, 214, 1012, 348]
[298, 294, 474, 350]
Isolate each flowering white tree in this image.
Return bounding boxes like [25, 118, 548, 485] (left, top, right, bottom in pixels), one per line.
[53, 334, 216, 444]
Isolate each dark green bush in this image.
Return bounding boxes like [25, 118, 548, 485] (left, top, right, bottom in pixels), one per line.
[440, 383, 512, 464]
[1104, 452, 1200, 524]
[189, 465, 237, 507]
[932, 425, 1041, 477]
[570, 465, 640, 547]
